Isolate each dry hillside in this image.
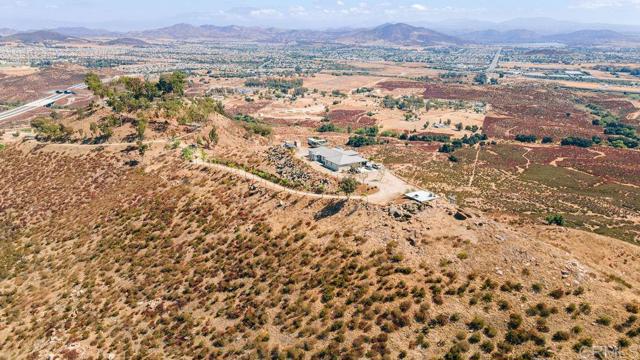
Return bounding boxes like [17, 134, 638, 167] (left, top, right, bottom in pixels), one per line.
[1, 128, 640, 360]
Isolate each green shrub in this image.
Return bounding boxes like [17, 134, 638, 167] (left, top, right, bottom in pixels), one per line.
[347, 135, 377, 148]
[514, 134, 537, 143]
[480, 340, 494, 353]
[181, 147, 195, 161]
[596, 315, 612, 326]
[549, 288, 565, 299]
[468, 317, 485, 331]
[546, 214, 565, 226]
[552, 331, 570, 342]
[317, 123, 338, 133]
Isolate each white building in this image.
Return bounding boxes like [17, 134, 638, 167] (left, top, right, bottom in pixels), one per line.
[405, 191, 438, 203]
[308, 146, 368, 172]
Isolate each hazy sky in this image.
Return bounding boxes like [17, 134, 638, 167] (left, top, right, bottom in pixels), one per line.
[1, 0, 640, 30]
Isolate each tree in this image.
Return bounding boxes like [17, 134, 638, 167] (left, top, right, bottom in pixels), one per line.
[89, 122, 98, 136]
[561, 137, 593, 148]
[546, 214, 565, 226]
[75, 107, 86, 120]
[347, 135, 377, 148]
[515, 134, 537, 143]
[318, 123, 338, 133]
[439, 143, 456, 153]
[135, 119, 147, 140]
[158, 71, 187, 95]
[339, 177, 358, 198]
[84, 72, 104, 97]
[137, 140, 149, 157]
[455, 122, 463, 131]
[31, 117, 73, 142]
[474, 73, 488, 85]
[208, 126, 219, 148]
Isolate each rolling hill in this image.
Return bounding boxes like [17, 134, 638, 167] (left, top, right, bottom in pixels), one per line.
[104, 37, 150, 46]
[337, 23, 462, 46]
[50, 26, 121, 38]
[0, 30, 77, 43]
[0, 28, 16, 37]
[544, 29, 634, 45]
[459, 29, 542, 44]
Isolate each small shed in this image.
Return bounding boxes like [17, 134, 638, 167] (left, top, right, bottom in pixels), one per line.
[405, 191, 438, 204]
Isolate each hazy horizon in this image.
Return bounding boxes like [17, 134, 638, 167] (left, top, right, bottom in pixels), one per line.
[2, 0, 640, 31]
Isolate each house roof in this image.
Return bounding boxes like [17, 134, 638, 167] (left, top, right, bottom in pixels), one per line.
[405, 191, 438, 203]
[310, 147, 367, 167]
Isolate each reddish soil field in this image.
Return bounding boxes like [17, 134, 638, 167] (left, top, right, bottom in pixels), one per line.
[377, 80, 426, 91]
[262, 117, 318, 127]
[424, 84, 601, 140]
[528, 146, 640, 186]
[582, 96, 637, 118]
[327, 109, 377, 128]
[0, 65, 87, 103]
[483, 115, 601, 140]
[227, 101, 270, 116]
[478, 144, 530, 172]
[413, 131, 452, 139]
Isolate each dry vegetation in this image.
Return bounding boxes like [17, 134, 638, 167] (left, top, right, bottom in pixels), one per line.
[1, 129, 640, 359]
[1, 55, 640, 359]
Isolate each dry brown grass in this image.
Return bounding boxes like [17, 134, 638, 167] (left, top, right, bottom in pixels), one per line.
[1, 140, 639, 359]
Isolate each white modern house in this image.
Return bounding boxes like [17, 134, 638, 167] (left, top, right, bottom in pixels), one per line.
[308, 146, 368, 172]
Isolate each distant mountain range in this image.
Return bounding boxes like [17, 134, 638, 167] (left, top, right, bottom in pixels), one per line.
[419, 17, 640, 36]
[0, 22, 637, 46]
[457, 29, 635, 45]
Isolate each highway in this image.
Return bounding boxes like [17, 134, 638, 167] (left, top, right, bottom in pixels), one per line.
[487, 48, 502, 73]
[0, 83, 87, 123]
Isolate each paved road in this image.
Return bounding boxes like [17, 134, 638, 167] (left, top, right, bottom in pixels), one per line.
[487, 48, 502, 73]
[0, 83, 87, 124]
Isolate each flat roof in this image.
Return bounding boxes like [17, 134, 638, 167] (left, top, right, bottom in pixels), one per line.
[310, 146, 367, 166]
[405, 191, 438, 203]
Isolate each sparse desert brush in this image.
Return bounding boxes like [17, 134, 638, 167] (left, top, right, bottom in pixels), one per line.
[0, 141, 636, 360]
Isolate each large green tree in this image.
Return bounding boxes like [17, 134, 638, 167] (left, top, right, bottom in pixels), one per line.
[84, 73, 104, 97]
[339, 177, 358, 198]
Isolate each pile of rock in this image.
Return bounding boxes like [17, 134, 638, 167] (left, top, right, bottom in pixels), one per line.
[388, 202, 427, 222]
[266, 146, 331, 192]
[267, 146, 311, 182]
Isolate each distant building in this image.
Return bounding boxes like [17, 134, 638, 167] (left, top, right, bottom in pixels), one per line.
[283, 140, 298, 149]
[307, 137, 328, 148]
[308, 146, 367, 172]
